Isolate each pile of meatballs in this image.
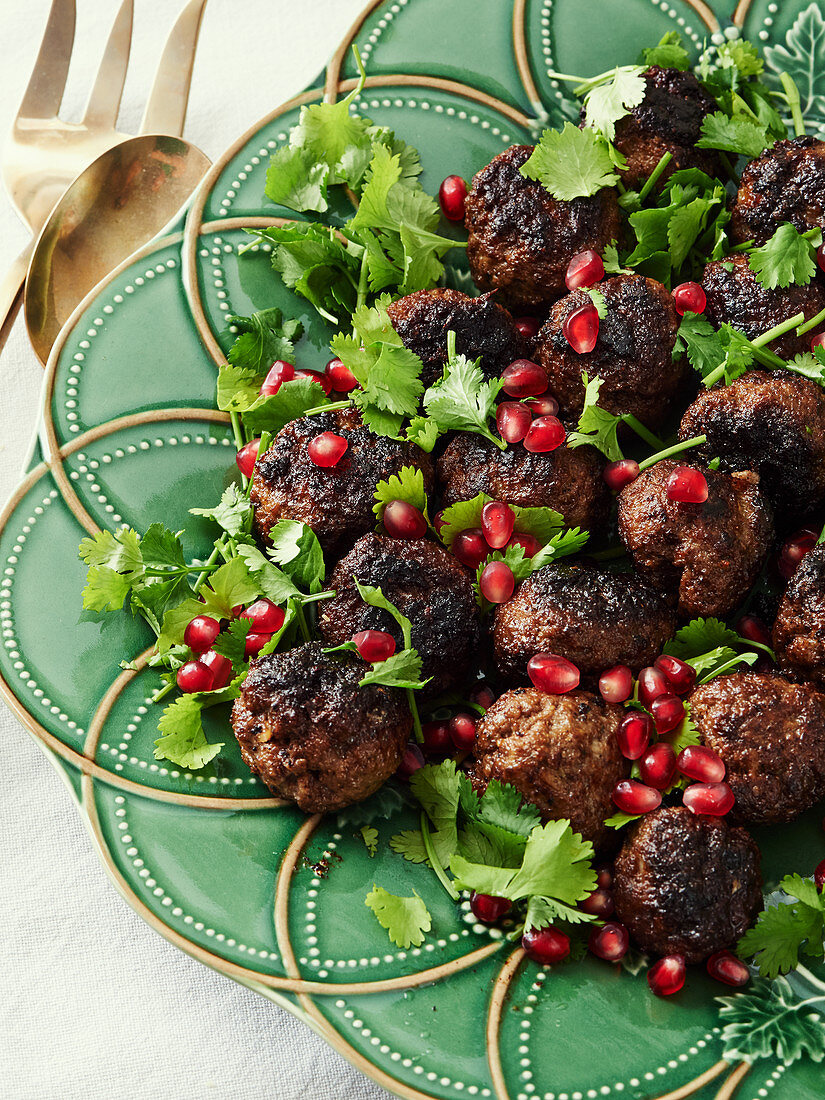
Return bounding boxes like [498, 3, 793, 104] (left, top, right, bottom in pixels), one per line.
[231, 65, 825, 971]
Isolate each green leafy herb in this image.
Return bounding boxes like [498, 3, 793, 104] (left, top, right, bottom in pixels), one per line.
[241, 376, 332, 436]
[696, 111, 770, 156]
[747, 223, 821, 290]
[421, 332, 503, 449]
[738, 876, 825, 978]
[519, 122, 620, 201]
[787, 346, 825, 385]
[267, 521, 326, 594]
[190, 484, 252, 539]
[566, 373, 623, 462]
[437, 493, 565, 548]
[153, 693, 226, 769]
[359, 825, 379, 857]
[364, 885, 432, 948]
[223, 307, 303, 375]
[210, 618, 252, 673]
[640, 31, 690, 71]
[582, 67, 647, 143]
[373, 465, 429, 526]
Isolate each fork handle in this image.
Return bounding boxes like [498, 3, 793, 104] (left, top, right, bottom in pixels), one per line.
[0, 243, 33, 353]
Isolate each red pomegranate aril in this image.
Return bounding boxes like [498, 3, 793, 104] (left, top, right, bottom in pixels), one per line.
[294, 367, 333, 395]
[706, 951, 750, 987]
[433, 509, 447, 535]
[812, 333, 825, 353]
[241, 598, 285, 634]
[648, 955, 686, 997]
[563, 301, 599, 353]
[501, 358, 547, 398]
[814, 858, 825, 889]
[683, 781, 735, 816]
[244, 632, 272, 657]
[325, 357, 359, 393]
[651, 693, 685, 734]
[496, 401, 532, 443]
[522, 926, 570, 966]
[421, 720, 452, 756]
[603, 458, 640, 491]
[353, 629, 397, 663]
[470, 892, 512, 924]
[449, 713, 477, 751]
[672, 281, 707, 316]
[480, 560, 515, 604]
[639, 743, 677, 790]
[589, 921, 630, 962]
[438, 174, 468, 221]
[638, 665, 669, 708]
[677, 744, 726, 784]
[818, 243, 825, 274]
[184, 614, 221, 655]
[453, 528, 489, 570]
[617, 712, 654, 759]
[528, 653, 580, 694]
[200, 649, 232, 690]
[580, 887, 614, 918]
[565, 249, 605, 291]
[735, 613, 772, 647]
[308, 431, 348, 468]
[398, 742, 425, 778]
[596, 867, 613, 890]
[176, 660, 214, 693]
[259, 359, 294, 396]
[527, 393, 559, 417]
[654, 654, 697, 695]
[514, 315, 540, 341]
[470, 684, 496, 710]
[612, 779, 662, 815]
[524, 415, 565, 453]
[778, 527, 818, 580]
[383, 499, 427, 539]
[236, 438, 261, 478]
[599, 664, 634, 704]
[666, 465, 708, 504]
[507, 532, 542, 558]
[481, 501, 516, 549]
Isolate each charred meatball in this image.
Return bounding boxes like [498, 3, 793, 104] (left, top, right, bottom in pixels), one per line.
[493, 561, 676, 681]
[464, 144, 621, 308]
[250, 407, 433, 558]
[731, 135, 825, 245]
[679, 371, 825, 519]
[534, 273, 687, 430]
[690, 671, 825, 825]
[774, 543, 825, 687]
[702, 254, 825, 360]
[386, 288, 525, 387]
[613, 807, 762, 963]
[319, 533, 480, 697]
[437, 433, 610, 533]
[471, 687, 627, 847]
[617, 460, 773, 618]
[231, 642, 410, 813]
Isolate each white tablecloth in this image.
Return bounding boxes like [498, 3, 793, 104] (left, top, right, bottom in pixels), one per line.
[0, 3, 393, 1096]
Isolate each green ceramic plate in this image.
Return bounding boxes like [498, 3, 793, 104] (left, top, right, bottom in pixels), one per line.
[3, 2, 825, 1097]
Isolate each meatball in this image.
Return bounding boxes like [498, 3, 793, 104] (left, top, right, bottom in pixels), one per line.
[689, 671, 825, 825]
[231, 642, 410, 813]
[318, 533, 480, 697]
[613, 807, 762, 963]
[471, 687, 627, 847]
[774, 543, 825, 687]
[386, 288, 526, 387]
[702, 254, 825, 360]
[493, 561, 676, 681]
[533, 273, 687, 430]
[437, 433, 610, 533]
[464, 144, 621, 309]
[730, 135, 825, 245]
[250, 407, 433, 558]
[617, 460, 773, 618]
[679, 370, 825, 520]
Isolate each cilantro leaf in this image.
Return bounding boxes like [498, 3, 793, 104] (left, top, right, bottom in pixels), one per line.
[364, 885, 432, 948]
[604, 810, 642, 830]
[255, 222, 359, 324]
[242, 376, 331, 436]
[264, 144, 329, 213]
[409, 759, 463, 863]
[336, 782, 409, 828]
[359, 647, 429, 690]
[211, 618, 252, 673]
[359, 825, 379, 857]
[235, 544, 301, 603]
[82, 566, 132, 612]
[525, 895, 597, 932]
[583, 67, 647, 142]
[139, 524, 186, 570]
[354, 579, 414, 649]
[520, 123, 620, 201]
[153, 694, 224, 769]
[529, 527, 589, 569]
[738, 876, 825, 978]
[718, 976, 825, 1065]
[601, 241, 624, 275]
[422, 337, 503, 448]
[223, 307, 303, 375]
[79, 526, 143, 579]
[664, 616, 744, 658]
[477, 780, 541, 838]
[748, 223, 819, 290]
[389, 829, 429, 864]
[190, 483, 253, 538]
[566, 373, 623, 462]
[673, 312, 726, 377]
[639, 31, 690, 71]
[405, 415, 440, 452]
[696, 111, 769, 156]
[267, 521, 326, 593]
[216, 364, 263, 413]
[373, 465, 429, 525]
[787, 347, 825, 386]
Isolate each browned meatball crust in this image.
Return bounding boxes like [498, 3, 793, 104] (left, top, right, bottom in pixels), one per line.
[690, 671, 825, 825]
[318, 534, 480, 697]
[617, 460, 773, 618]
[774, 543, 825, 687]
[534, 273, 687, 430]
[493, 561, 676, 681]
[679, 370, 825, 519]
[702, 254, 825, 360]
[464, 144, 621, 308]
[730, 135, 825, 245]
[471, 687, 628, 847]
[386, 288, 526, 387]
[231, 642, 410, 813]
[437, 433, 610, 533]
[613, 807, 762, 963]
[250, 407, 433, 558]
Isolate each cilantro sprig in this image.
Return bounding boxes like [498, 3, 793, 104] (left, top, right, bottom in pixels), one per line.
[520, 123, 620, 201]
[738, 876, 825, 978]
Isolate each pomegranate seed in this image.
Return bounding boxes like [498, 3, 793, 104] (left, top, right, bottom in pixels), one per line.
[524, 415, 566, 453]
[811, 333, 825, 353]
[599, 664, 634, 704]
[612, 779, 662, 815]
[325, 357, 359, 393]
[596, 867, 613, 890]
[778, 527, 818, 580]
[480, 560, 515, 604]
[496, 401, 532, 443]
[421, 721, 451, 756]
[260, 360, 294, 396]
[453, 528, 490, 570]
[563, 301, 599, 354]
[654, 655, 697, 696]
[470, 684, 496, 710]
[200, 650, 233, 690]
[507, 532, 542, 558]
[617, 712, 654, 759]
[449, 713, 477, 751]
[397, 742, 425, 778]
[683, 781, 735, 816]
[308, 431, 348, 468]
[353, 629, 397, 662]
[672, 282, 707, 316]
[382, 500, 427, 539]
[236, 438, 261, 478]
[589, 921, 630, 962]
[470, 892, 512, 923]
[565, 249, 605, 291]
[638, 666, 669, 708]
[666, 466, 708, 504]
[603, 458, 640, 491]
[639, 743, 677, 790]
[184, 615, 220, 655]
[433, 510, 447, 536]
[522, 926, 571, 965]
[481, 502, 516, 549]
[438, 174, 468, 221]
[648, 955, 686, 997]
[514, 316, 540, 341]
[814, 859, 825, 889]
[176, 660, 214, 693]
[581, 887, 614, 918]
[707, 951, 750, 987]
[240, 598, 285, 634]
[244, 632, 272, 657]
[818, 243, 825, 274]
[527, 653, 580, 694]
[527, 393, 560, 417]
[735, 614, 772, 647]
[651, 693, 685, 734]
[294, 367, 333, 395]
[677, 745, 726, 784]
[501, 358, 547, 398]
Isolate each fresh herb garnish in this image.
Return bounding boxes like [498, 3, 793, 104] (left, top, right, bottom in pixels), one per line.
[365, 885, 432, 948]
[738, 876, 825, 978]
[519, 122, 620, 201]
[747, 223, 822, 290]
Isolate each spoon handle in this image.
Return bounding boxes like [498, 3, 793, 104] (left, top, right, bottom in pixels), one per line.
[0, 243, 33, 356]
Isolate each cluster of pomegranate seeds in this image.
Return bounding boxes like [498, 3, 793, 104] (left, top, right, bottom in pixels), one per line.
[672, 281, 707, 316]
[184, 614, 220, 654]
[260, 359, 294, 396]
[639, 743, 677, 789]
[706, 950, 750, 987]
[450, 500, 542, 581]
[522, 925, 571, 965]
[480, 560, 515, 604]
[778, 527, 818, 579]
[563, 301, 599, 354]
[514, 315, 540, 341]
[241, 597, 285, 634]
[599, 664, 633, 704]
[672, 745, 734, 816]
[589, 921, 630, 962]
[353, 629, 396, 663]
[236, 438, 261, 479]
[470, 892, 512, 923]
[648, 954, 686, 997]
[616, 712, 654, 759]
[666, 465, 708, 504]
[603, 458, 640, 492]
[325, 357, 359, 393]
[500, 358, 547, 398]
[438, 174, 468, 221]
[383, 499, 428, 539]
[612, 779, 662, 815]
[735, 613, 771, 647]
[565, 250, 605, 291]
[448, 712, 477, 750]
[421, 720, 452, 756]
[496, 401, 532, 443]
[481, 502, 515, 548]
[524, 415, 565, 453]
[527, 652, 580, 694]
[814, 858, 825, 889]
[308, 431, 348, 468]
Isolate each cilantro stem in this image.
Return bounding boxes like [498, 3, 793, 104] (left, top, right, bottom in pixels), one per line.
[779, 71, 806, 138]
[301, 590, 337, 603]
[407, 688, 424, 743]
[420, 812, 459, 900]
[230, 410, 245, 451]
[151, 681, 175, 705]
[637, 152, 672, 204]
[193, 540, 226, 595]
[305, 399, 351, 416]
[818, 520, 825, 545]
[752, 311, 805, 349]
[356, 249, 370, 311]
[295, 603, 312, 644]
[621, 413, 666, 451]
[729, 238, 755, 253]
[718, 152, 738, 182]
[796, 306, 825, 337]
[637, 434, 706, 471]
